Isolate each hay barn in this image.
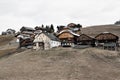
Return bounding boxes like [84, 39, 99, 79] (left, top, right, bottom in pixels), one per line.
[95, 32, 119, 43]
[17, 34, 34, 48]
[95, 32, 119, 50]
[57, 30, 79, 47]
[75, 34, 95, 47]
[20, 26, 35, 32]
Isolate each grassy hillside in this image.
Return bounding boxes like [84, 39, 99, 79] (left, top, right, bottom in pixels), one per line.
[0, 35, 19, 58]
[0, 25, 120, 80]
[0, 35, 15, 46]
[82, 24, 120, 38]
[0, 48, 120, 80]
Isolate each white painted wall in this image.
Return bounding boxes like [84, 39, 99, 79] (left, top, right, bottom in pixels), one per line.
[33, 33, 61, 50]
[50, 40, 61, 48]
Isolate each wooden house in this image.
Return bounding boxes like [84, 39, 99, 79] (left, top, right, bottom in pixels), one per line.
[20, 26, 35, 33]
[17, 34, 34, 48]
[95, 32, 119, 42]
[57, 30, 79, 47]
[2, 29, 15, 35]
[67, 23, 76, 27]
[57, 23, 81, 35]
[76, 34, 95, 47]
[67, 23, 81, 35]
[95, 32, 119, 50]
[16, 26, 35, 48]
[33, 32, 61, 50]
[17, 33, 34, 48]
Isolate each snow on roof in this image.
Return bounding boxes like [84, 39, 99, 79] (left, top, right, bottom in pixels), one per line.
[34, 30, 42, 34]
[102, 32, 110, 34]
[58, 30, 80, 36]
[17, 34, 31, 39]
[22, 31, 34, 34]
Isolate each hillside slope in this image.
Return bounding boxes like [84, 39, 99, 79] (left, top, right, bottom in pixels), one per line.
[82, 24, 120, 38]
[0, 35, 15, 46]
[0, 35, 19, 58]
[0, 48, 120, 80]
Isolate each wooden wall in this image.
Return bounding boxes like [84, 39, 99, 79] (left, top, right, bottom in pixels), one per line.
[58, 32, 74, 39]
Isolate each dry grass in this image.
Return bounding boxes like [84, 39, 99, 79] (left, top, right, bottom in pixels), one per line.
[0, 48, 25, 58]
[0, 25, 120, 80]
[0, 48, 16, 57]
[82, 24, 120, 38]
[0, 35, 15, 46]
[0, 47, 120, 80]
[0, 35, 22, 58]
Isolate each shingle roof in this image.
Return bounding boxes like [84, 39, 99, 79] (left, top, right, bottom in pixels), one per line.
[78, 34, 95, 41]
[43, 32, 60, 41]
[95, 32, 119, 40]
[20, 26, 35, 31]
[58, 30, 80, 36]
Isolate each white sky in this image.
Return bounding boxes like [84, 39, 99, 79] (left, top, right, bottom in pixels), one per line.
[0, 0, 120, 33]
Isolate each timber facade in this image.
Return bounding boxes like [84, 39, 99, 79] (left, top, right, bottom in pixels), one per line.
[17, 26, 35, 48]
[76, 34, 95, 47]
[95, 32, 119, 50]
[57, 30, 79, 47]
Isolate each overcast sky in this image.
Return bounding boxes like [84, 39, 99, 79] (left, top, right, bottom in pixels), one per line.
[0, 0, 120, 33]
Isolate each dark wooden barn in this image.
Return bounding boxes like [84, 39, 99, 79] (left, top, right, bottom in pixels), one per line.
[20, 26, 35, 33]
[19, 37, 33, 48]
[95, 32, 119, 50]
[16, 26, 35, 48]
[17, 34, 34, 48]
[75, 34, 95, 47]
[95, 32, 119, 42]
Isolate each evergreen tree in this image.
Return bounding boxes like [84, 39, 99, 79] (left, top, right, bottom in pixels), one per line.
[57, 26, 60, 32]
[50, 24, 54, 33]
[45, 25, 50, 32]
[59, 26, 65, 31]
[41, 24, 44, 28]
[77, 24, 82, 28]
[115, 20, 120, 25]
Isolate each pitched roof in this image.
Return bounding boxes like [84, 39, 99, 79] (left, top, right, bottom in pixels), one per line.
[17, 34, 31, 39]
[78, 34, 95, 41]
[67, 23, 76, 28]
[22, 31, 34, 35]
[58, 30, 80, 36]
[95, 32, 119, 40]
[20, 26, 35, 31]
[34, 30, 42, 34]
[43, 32, 60, 41]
